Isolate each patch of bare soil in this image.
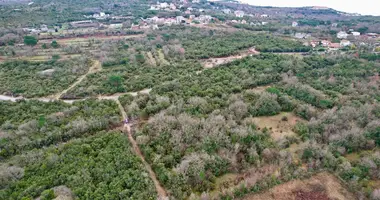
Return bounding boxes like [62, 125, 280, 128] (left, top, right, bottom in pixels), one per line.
[247, 85, 271, 94]
[241, 172, 356, 200]
[201, 47, 259, 68]
[250, 112, 305, 141]
[294, 190, 330, 200]
[146, 51, 157, 66]
[53, 185, 74, 200]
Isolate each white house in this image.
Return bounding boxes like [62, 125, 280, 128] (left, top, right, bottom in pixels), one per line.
[294, 32, 310, 39]
[176, 16, 185, 24]
[160, 2, 169, 9]
[352, 32, 361, 36]
[292, 21, 298, 27]
[234, 10, 245, 18]
[40, 24, 48, 32]
[261, 21, 268, 25]
[260, 14, 269, 18]
[340, 40, 351, 47]
[321, 40, 331, 47]
[151, 24, 159, 30]
[222, 9, 231, 14]
[149, 5, 159, 10]
[109, 23, 123, 29]
[337, 31, 348, 39]
[169, 3, 176, 10]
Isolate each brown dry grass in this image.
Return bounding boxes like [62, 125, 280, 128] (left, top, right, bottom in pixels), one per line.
[145, 51, 157, 66]
[201, 48, 259, 68]
[250, 112, 305, 141]
[241, 172, 356, 200]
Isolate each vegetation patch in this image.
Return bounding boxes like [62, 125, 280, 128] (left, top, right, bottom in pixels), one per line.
[1, 132, 157, 200]
[241, 172, 355, 200]
[250, 112, 305, 141]
[0, 58, 91, 98]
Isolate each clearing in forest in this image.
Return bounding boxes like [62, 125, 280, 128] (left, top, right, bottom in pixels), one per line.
[250, 112, 304, 141]
[157, 49, 170, 66]
[241, 172, 356, 200]
[201, 47, 260, 68]
[145, 51, 157, 66]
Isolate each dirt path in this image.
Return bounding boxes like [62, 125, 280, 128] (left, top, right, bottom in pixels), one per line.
[98, 88, 152, 100]
[53, 60, 101, 100]
[201, 47, 260, 68]
[115, 99, 168, 199]
[0, 88, 152, 104]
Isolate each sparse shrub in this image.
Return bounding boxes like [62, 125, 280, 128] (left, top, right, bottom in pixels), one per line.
[40, 189, 55, 200]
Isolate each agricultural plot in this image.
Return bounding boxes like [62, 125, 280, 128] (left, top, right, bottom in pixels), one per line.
[182, 32, 311, 59]
[63, 59, 203, 99]
[0, 58, 92, 98]
[0, 99, 121, 159]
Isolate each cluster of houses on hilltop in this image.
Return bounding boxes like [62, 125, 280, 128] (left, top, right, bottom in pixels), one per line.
[23, 24, 57, 34]
[337, 30, 378, 39]
[222, 9, 270, 19]
[305, 39, 353, 50]
[137, 15, 213, 28]
[149, 2, 178, 11]
[84, 12, 110, 20]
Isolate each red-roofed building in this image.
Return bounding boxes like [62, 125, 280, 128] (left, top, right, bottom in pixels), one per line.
[329, 43, 340, 50]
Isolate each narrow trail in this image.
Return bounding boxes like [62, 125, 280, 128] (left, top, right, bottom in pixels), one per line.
[53, 60, 101, 100]
[115, 99, 168, 200]
[0, 88, 152, 103]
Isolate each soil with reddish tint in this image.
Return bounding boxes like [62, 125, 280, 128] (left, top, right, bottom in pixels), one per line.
[295, 191, 330, 200]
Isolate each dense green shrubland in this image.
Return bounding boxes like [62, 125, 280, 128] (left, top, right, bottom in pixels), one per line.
[182, 32, 311, 59]
[0, 99, 120, 159]
[0, 58, 91, 97]
[0, 132, 157, 200]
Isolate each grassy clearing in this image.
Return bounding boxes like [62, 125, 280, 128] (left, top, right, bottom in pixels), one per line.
[250, 112, 304, 141]
[145, 51, 157, 66]
[201, 48, 259, 68]
[344, 149, 376, 162]
[241, 172, 356, 200]
[157, 49, 169, 66]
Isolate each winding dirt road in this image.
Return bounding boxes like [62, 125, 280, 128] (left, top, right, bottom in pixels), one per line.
[115, 99, 168, 200]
